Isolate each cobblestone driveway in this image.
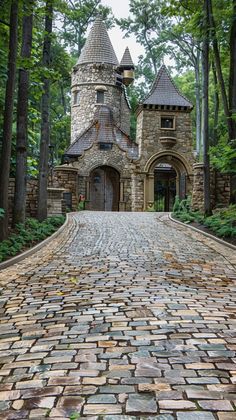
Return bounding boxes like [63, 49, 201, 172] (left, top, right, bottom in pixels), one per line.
[0, 212, 236, 420]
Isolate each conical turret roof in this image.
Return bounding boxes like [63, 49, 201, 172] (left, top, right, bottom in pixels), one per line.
[77, 17, 119, 66]
[120, 47, 134, 68]
[143, 65, 193, 108]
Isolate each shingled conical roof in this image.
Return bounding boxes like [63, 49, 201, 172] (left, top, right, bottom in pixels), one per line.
[77, 17, 119, 66]
[120, 47, 134, 68]
[144, 65, 193, 108]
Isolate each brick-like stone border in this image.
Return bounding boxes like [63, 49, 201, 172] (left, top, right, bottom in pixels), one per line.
[169, 213, 236, 251]
[0, 214, 69, 271]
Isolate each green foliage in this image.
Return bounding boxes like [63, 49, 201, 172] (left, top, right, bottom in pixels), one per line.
[0, 209, 4, 219]
[203, 205, 236, 237]
[69, 412, 80, 420]
[210, 138, 236, 173]
[0, 215, 65, 262]
[173, 196, 236, 239]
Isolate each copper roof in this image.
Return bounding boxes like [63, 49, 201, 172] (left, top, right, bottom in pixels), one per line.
[144, 65, 193, 108]
[120, 47, 134, 68]
[65, 105, 138, 159]
[77, 17, 119, 66]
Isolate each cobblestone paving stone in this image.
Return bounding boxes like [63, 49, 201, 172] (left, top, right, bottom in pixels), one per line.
[0, 211, 236, 420]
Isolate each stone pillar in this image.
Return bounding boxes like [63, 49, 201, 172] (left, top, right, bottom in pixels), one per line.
[192, 163, 230, 211]
[53, 166, 78, 211]
[145, 173, 154, 210]
[131, 172, 145, 212]
[119, 179, 125, 211]
[47, 188, 65, 216]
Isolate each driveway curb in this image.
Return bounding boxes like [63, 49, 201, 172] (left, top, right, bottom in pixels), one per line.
[169, 213, 236, 251]
[0, 214, 69, 271]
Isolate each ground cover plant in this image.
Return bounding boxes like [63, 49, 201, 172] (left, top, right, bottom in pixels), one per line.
[0, 215, 65, 262]
[173, 197, 236, 240]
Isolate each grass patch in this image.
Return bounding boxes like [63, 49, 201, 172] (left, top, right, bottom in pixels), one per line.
[0, 215, 65, 263]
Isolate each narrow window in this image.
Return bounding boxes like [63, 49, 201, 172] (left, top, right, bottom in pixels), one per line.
[161, 117, 175, 129]
[97, 90, 104, 104]
[73, 91, 80, 105]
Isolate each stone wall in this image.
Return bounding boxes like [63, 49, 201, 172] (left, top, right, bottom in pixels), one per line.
[8, 178, 38, 221]
[72, 143, 134, 178]
[192, 163, 231, 211]
[71, 63, 130, 142]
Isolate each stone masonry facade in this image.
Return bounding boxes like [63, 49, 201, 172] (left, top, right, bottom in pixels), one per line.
[71, 63, 130, 142]
[8, 18, 229, 218]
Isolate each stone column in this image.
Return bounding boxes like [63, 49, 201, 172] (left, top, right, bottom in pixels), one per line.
[145, 173, 154, 210]
[53, 166, 78, 211]
[131, 172, 145, 212]
[119, 179, 126, 211]
[192, 163, 230, 211]
[47, 188, 65, 216]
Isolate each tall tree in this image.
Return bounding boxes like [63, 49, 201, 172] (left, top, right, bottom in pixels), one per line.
[37, 0, 53, 221]
[0, 0, 19, 240]
[13, 1, 34, 226]
[229, 0, 236, 140]
[58, 0, 113, 56]
[202, 0, 211, 215]
[208, 0, 234, 140]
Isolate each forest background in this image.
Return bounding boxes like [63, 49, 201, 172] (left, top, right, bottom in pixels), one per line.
[0, 0, 235, 240]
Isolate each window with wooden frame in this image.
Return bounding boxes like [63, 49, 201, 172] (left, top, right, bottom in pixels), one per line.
[161, 116, 175, 130]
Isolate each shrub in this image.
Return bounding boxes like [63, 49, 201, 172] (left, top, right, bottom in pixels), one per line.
[0, 215, 65, 263]
[173, 196, 236, 239]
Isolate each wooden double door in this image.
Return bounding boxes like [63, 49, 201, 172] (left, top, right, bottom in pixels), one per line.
[89, 166, 120, 211]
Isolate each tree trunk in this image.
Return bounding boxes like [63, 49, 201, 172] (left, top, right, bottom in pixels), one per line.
[208, 0, 234, 140]
[13, 2, 34, 226]
[37, 0, 53, 221]
[195, 48, 202, 156]
[0, 0, 18, 240]
[212, 60, 219, 145]
[202, 0, 211, 216]
[229, 0, 236, 140]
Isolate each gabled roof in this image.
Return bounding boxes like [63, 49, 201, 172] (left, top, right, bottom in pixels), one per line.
[143, 65, 193, 108]
[65, 105, 138, 160]
[77, 17, 119, 66]
[120, 47, 134, 68]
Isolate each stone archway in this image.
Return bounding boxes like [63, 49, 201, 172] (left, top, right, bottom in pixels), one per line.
[88, 165, 120, 211]
[144, 152, 191, 211]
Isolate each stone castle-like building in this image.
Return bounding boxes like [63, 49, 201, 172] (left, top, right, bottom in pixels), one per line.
[51, 17, 229, 213]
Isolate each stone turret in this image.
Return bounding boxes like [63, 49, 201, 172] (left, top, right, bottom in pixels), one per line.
[137, 65, 194, 166]
[71, 17, 132, 143]
[119, 47, 135, 86]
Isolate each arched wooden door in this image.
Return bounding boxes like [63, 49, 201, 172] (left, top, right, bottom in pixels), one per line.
[89, 166, 120, 211]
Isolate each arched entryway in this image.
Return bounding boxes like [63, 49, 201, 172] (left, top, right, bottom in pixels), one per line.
[89, 166, 120, 211]
[144, 152, 191, 212]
